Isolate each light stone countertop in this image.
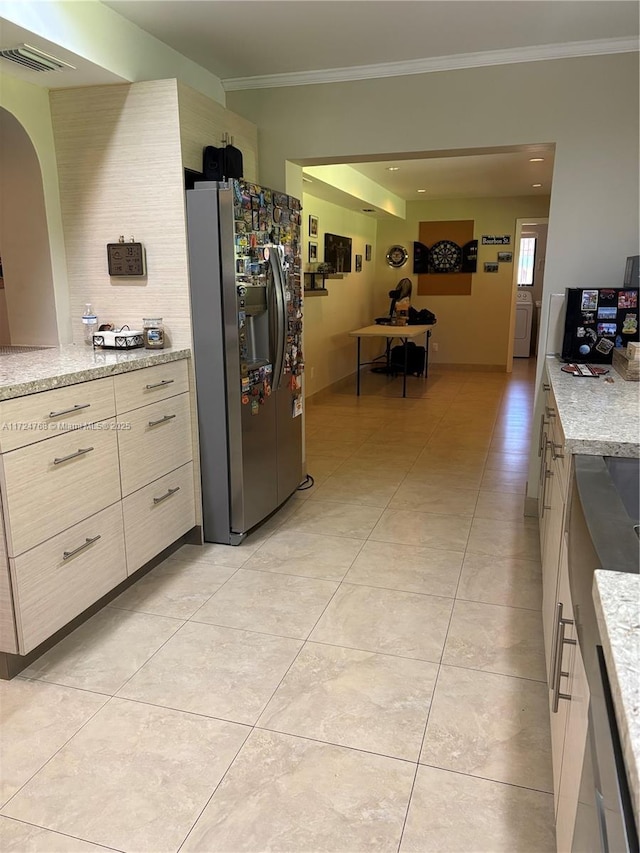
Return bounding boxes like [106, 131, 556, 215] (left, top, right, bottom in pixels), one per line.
[0, 345, 191, 401]
[546, 357, 640, 458]
[593, 570, 640, 820]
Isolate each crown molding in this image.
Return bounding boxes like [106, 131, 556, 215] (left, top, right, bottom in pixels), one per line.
[222, 36, 638, 91]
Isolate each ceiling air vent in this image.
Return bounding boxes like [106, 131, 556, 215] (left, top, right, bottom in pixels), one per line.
[0, 44, 75, 73]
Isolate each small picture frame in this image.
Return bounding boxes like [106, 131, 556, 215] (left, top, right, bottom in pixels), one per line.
[365, 244, 372, 262]
[355, 254, 362, 272]
[308, 242, 318, 263]
[484, 262, 499, 273]
[497, 251, 513, 263]
[309, 216, 318, 238]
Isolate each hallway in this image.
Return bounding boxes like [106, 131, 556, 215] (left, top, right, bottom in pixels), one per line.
[0, 360, 555, 852]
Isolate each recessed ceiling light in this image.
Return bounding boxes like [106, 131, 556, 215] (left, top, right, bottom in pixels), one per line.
[387, 166, 399, 172]
[532, 183, 542, 188]
[529, 158, 545, 162]
[417, 189, 427, 193]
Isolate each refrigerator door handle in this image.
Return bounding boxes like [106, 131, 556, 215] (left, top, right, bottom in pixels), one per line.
[269, 249, 287, 389]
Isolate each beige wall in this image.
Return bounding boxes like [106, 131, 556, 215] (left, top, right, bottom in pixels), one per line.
[0, 110, 59, 346]
[376, 196, 550, 368]
[302, 195, 378, 395]
[50, 80, 192, 347]
[177, 83, 259, 180]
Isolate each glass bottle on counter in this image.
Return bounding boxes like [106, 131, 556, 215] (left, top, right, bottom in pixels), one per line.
[143, 318, 164, 349]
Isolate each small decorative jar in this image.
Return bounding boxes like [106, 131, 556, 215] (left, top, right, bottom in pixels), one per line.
[143, 318, 164, 349]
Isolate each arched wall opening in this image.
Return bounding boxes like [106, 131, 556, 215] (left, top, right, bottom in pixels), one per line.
[0, 107, 59, 346]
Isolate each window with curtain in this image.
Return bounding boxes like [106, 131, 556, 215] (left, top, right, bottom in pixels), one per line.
[517, 236, 536, 285]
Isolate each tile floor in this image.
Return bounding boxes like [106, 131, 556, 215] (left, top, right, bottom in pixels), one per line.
[0, 360, 556, 853]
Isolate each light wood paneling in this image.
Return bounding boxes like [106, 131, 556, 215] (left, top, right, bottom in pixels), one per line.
[177, 82, 259, 181]
[117, 393, 192, 497]
[114, 359, 189, 415]
[123, 462, 195, 574]
[0, 377, 115, 453]
[0, 491, 17, 653]
[11, 502, 126, 654]
[50, 81, 192, 348]
[1, 421, 121, 556]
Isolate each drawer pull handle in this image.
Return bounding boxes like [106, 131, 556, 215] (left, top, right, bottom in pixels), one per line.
[63, 534, 101, 561]
[551, 601, 576, 713]
[153, 486, 180, 505]
[545, 405, 556, 418]
[543, 383, 550, 391]
[146, 379, 174, 390]
[48, 403, 91, 419]
[148, 414, 176, 428]
[53, 446, 94, 465]
[551, 442, 565, 460]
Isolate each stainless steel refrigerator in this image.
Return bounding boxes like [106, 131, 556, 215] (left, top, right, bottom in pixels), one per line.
[186, 180, 304, 545]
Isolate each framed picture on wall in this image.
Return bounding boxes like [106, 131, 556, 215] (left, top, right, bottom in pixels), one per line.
[309, 216, 318, 238]
[308, 242, 318, 263]
[484, 262, 499, 273]
[497, 251, 513, 263]
[355, 254, 362, 272]
[365, 244, 372, 261]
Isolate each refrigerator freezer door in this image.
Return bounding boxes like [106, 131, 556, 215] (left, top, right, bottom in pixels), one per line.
[275, 384, 303, 506]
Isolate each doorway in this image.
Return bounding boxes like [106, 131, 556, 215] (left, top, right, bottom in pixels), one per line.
[511, 218, 549, 363]
[0, 107, 59, 346]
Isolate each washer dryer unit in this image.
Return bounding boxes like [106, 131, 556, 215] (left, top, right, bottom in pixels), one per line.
[514, 289, 533, 357]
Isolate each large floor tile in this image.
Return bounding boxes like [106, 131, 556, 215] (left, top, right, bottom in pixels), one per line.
[119, 621, 303, 724]
[474, 488, 529, 521]
[2, 698, 249, 853]
[310, 583, 453, 662]
[400, 766, 555, 852]
[457, 552, 542, 610]
[180, 729, 414, 853]
[404, 469, 484, 491]
[280, 499, 384, 539]
[111, 558, 237, 619]
[169, 540, 255, 569]
[466, 517, 541, 561]
[442, 600, 546, 681]
[369, 508, 471, 551]
[420, 665, 553, 792]
[0, 680, 107, 807]
[191, 569, 338, 639]
[242, 529, 362, 581]
[258, 642, 438, 760]
[0, 817, 112, 852]
[389, 480, 478, 516]
[20, 608, 182, 695]
[309, 474, 400, 508]
[344, 540, 463, 598]
[480, 468, 528, 494]
[335, 457, 414, 480]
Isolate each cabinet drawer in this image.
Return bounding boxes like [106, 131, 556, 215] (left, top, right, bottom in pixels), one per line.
[123, 462, 195, 574]
[11, 503, 126, 654]
[114, 359, 189, 414]
[0, 377, 116, 453]
[117, 394, 192, 496]
[1, 421, 121, 556]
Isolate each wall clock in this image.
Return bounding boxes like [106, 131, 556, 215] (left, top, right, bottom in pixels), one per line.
[386, 245, 409, 268]
[429, 239, 463, 273]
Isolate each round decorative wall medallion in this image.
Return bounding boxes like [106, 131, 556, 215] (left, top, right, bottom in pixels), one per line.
[386, 245, 409, 268]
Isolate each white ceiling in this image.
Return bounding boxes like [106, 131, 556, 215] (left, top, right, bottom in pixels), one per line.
[102, 0, 638, 84]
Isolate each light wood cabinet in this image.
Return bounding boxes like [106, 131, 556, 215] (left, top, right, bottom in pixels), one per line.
[539, 366, 590, 852]
[0, 357, 196, 663]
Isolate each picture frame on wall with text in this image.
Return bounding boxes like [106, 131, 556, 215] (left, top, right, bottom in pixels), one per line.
[484, 262, 499, 273]
[497, 252, 513, 263]
[308, 242, 318, 263]
[355, 254, 362, 272]
[309, 216, 318, 238]
[365, 244, 372, 261]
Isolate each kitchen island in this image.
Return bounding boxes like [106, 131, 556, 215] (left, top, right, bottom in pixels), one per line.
[0, 345, 197, 678]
